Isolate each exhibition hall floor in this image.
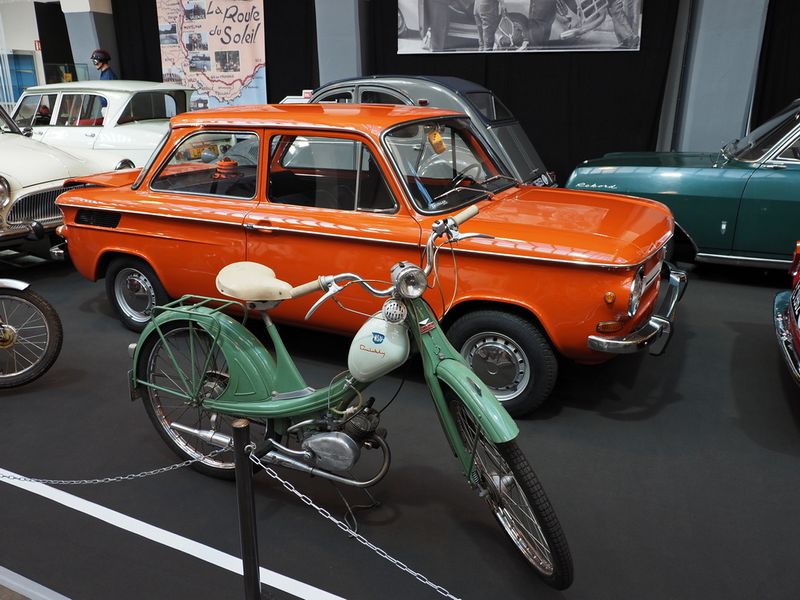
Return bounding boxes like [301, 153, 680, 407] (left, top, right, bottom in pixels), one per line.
[0, 259, 798, 600]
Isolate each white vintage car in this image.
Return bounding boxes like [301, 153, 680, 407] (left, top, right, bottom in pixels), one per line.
[0, 105, 117, 253]
[11, 80, 194, 169]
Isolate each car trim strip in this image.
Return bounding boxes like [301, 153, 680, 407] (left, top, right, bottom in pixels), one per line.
[695, 252, 791, 268]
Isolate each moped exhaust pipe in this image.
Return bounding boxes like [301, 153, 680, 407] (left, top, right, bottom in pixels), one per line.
[263, 436, 391, 488]
[169, 422, 232, 449]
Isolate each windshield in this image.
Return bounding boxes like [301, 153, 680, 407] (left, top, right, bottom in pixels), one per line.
[727, 101, 800, 161]
[384, 117, 513, 213]
[0, 105, 21, 134]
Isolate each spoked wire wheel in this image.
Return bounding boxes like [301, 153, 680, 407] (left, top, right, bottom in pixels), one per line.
[137, 320, 268, 479]
[450, 400, 574, 589]
[0, 289, 62, 388]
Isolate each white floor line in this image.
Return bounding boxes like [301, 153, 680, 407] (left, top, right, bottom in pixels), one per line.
[0, 467, 347, 600]
[0, 565, 71, 600]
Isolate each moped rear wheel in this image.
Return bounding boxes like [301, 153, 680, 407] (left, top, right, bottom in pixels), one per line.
[450, 400, 573, 590]
[0, 288, 63, 388]
[137, 320, 269, 479]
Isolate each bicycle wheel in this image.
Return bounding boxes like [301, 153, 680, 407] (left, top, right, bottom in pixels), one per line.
[137, 320, 268, 479]
[0, 288, 63, 388]
[450, 400, 573, 590]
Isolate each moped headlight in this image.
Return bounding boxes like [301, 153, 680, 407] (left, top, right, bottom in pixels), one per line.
[391, 262, 427, 299]
[627, 266, 645, 317]
[0, 176, 10, 209]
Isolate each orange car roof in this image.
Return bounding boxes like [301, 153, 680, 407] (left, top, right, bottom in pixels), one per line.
[170, 103, 462, 133]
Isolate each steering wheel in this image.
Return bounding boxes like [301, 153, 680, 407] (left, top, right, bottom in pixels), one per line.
[449, 162, 482, 188]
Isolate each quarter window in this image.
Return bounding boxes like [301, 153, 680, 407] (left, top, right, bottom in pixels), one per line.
[269, 135, 395, 212]
[151, 131, 260, 199]
[360, 90, 405, 105]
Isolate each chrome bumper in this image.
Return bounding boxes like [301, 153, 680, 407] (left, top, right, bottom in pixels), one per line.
[774, 291, 800, 387]
[49, 242, 67, 261]
[588, 262, 688, 355]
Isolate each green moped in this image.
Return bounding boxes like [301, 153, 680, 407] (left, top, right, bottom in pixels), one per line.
[129, 206, 573, 589]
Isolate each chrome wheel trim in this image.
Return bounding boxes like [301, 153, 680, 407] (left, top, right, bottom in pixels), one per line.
[114, 267, 157, 325]
[455, 405, 554, 575]
[460, 331, 531, 402]
[0, 296, 51, 380]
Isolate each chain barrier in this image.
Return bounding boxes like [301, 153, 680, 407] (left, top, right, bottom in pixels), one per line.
[249, 452, 463, 600]
[0, 448, 228, 486]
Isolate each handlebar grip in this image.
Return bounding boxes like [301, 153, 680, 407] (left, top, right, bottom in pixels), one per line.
[451, 205, 479, 226]
[291, 278, 324, 298]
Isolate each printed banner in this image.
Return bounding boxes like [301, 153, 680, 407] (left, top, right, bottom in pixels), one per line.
[157, 0, 267, 108]
[398, 0, 642, 54]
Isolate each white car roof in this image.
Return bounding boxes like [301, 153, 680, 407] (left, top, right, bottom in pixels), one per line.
[22, 80, 193, 94]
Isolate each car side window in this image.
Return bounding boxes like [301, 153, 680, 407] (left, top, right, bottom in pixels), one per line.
[14, 94, 57, 128]
[117, 91, 187, 125]
[56, 93, 106, 127]
[360, 90, 406, 105]
[778, 135, 800, 162]
[316, 90, 353, 103]
[150, 131, 260, 199]
[268, 134, 396, 212]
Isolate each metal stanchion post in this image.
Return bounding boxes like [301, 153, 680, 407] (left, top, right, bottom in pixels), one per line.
[233, 418, 261, 600]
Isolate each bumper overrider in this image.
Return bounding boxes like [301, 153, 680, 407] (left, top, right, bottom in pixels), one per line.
[773, 291, 800, 387]
[588, 262, 688, 355]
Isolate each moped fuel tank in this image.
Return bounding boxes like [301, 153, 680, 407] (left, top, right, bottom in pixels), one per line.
[347, 315, 409, 382]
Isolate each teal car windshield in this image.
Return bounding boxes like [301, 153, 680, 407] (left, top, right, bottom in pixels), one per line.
[728, 101, 800, 161]
[384, 117, 513, 214]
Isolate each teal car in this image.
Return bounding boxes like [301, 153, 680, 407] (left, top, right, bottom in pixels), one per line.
[566, 99, 800, 269]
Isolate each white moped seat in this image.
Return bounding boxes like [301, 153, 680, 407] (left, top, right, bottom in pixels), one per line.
[216, 262, 292, 302]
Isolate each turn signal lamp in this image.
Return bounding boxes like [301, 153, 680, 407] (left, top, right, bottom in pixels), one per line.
[604, 291, 616, 305]
[596, 320, 625, 333]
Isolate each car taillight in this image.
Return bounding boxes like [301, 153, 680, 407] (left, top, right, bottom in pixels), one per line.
[791, 241, 800, 278]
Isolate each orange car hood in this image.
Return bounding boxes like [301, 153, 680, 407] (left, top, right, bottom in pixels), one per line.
[460, 187, 673, 267]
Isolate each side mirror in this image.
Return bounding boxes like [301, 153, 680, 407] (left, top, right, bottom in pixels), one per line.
[26, 221, 44, 241]
[200, 148, 219, 163]
[22, 127, 33, 137]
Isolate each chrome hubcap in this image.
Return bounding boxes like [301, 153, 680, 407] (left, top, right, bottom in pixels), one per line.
[461, 331, 530, 401]
[115, 268, 156, 324]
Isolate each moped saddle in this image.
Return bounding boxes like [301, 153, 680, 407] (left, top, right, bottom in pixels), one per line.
[216, 261, 292, 301]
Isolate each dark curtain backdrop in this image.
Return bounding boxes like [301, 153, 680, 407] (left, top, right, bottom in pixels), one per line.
[368, 1, 679, 183]
[751, 0, 800, 129]
[34, 2, 74, 65]
[109, 1, 318, 102]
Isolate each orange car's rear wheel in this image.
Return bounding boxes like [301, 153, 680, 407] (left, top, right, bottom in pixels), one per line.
[105, 257, 169, 332]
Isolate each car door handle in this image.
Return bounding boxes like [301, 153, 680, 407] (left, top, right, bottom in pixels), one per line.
[84, 132, 96, 138]
[245, 220, 274, 232]
[762, 163, 785, 169]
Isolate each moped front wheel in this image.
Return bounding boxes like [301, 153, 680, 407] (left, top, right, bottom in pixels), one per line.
[137, 320, 269, 479]
[0, 288, 63, 388]
[450, 400, 573, 590]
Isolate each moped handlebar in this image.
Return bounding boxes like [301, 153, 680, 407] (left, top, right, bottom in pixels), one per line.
[291, 278, 325, 298]
[450, 205, 479, 227]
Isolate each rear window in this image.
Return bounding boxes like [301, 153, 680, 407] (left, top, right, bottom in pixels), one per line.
[466, 92, 513, 122]
[117, 91, 187, 124]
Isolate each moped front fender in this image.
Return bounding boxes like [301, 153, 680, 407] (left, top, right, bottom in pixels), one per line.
[0, 279, 29, 291]
[130, 305, 280, 402]
[435, 358, 519, 444]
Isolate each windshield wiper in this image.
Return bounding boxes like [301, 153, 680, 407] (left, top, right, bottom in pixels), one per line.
[431, 186, 492, 204]
[480, 174, 520, 187]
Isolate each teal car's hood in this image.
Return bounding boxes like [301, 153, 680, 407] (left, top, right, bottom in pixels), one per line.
[580, 151, 719, 169]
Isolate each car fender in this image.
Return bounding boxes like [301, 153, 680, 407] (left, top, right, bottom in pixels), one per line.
[0, 279, 29, 291]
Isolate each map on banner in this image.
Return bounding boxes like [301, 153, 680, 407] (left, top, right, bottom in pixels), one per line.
[157, 0, 267, 109]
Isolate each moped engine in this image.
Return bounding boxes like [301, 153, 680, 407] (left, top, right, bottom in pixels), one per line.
[300, 408, 383, 472]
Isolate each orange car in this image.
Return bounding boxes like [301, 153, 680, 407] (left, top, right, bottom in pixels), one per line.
[54, 104, 686, 415]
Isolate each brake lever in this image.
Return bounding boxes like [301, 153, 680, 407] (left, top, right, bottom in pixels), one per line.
[448, 232, 494, 243]
[305, 280, 343, 320]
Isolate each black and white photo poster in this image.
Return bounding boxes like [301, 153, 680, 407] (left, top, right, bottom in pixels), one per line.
[398, 0, 642, 54]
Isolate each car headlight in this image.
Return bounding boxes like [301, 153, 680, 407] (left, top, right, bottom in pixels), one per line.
[391, 262, 427, 299]
[628, 266, 645, 317]
[0, 176, 10, 209]
[115, 159, 136, 170]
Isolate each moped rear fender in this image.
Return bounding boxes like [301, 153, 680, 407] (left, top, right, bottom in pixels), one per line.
[131, 306, 284, 402]
[0, 279, 29, 291]
[435, 358, 519, 444]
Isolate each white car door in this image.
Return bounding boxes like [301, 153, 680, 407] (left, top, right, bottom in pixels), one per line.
[41, 93, 106, 152]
